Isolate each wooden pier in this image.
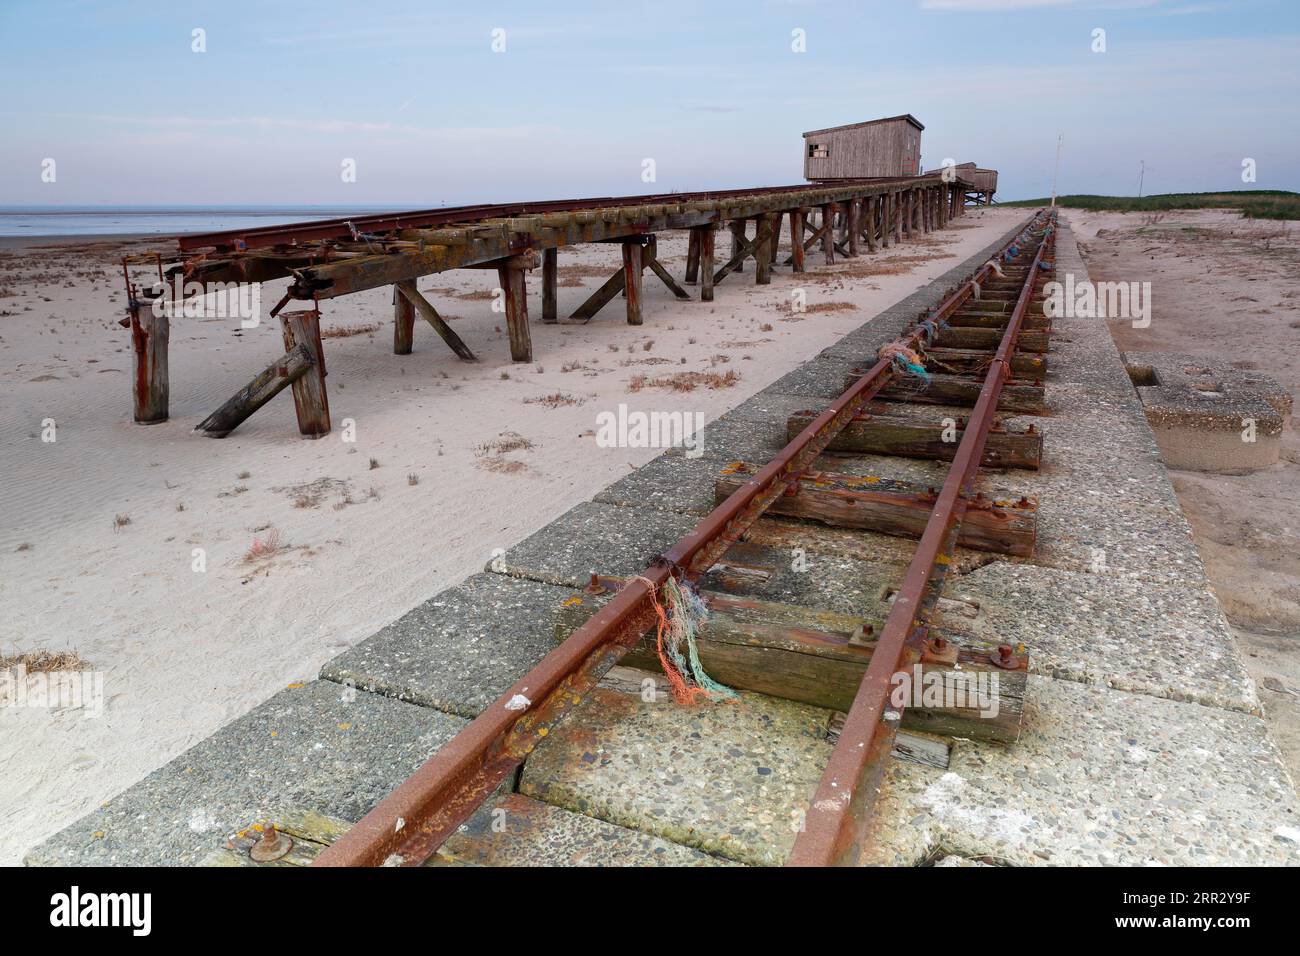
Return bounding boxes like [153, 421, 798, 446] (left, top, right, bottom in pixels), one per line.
[126, 174, 975, 438]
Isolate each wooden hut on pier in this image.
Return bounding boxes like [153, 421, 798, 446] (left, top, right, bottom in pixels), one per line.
[803, 115, 924, 181]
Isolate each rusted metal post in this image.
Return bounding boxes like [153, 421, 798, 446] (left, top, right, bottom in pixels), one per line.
[497, 258, 532, 362]
[393, 283, 415, 354]
[129, 294, 169, 424]
[622, 240, 643, 325]
[279, 308, 330, 438]
[541, 247, 557, 324]
[699, 224, 716, 302]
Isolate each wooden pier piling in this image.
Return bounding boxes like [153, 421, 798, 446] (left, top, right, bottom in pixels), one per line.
[279, 309, 330, 438]
[621, 240, 644, 325]
[699, 224, 716, 302]
[497, 257, 533, 361]
[393, 283, 415, 354]
[541, 247, 558, 324]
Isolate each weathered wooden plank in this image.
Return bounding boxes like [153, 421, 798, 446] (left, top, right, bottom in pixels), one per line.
[786, 409, 1042, 469]
[850, 371, 1045, 413]
[925, 346, 1047, 378]
[715, 462, 1038, 556]
[645, 245, 692, 300]
[569, 266, 625, 321]
[948, 310, 1051, 331]
[196, 344, 315, 438]
[712, 218, 774, 286]
[553, 589, 1026, 744]
[936, 326, 1050, 354]
[395, 280, 477, 362]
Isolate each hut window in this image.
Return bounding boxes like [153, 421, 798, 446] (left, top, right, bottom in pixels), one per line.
[808, 144, 828, 158]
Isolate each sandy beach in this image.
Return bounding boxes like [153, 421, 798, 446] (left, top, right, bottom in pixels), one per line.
[0, 206, 1023, 864]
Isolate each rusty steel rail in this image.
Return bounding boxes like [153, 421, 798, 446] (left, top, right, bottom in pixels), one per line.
[178, 177, 949, 254]
[313, 211, 1048, 867]
[787, 211, 1054, 866]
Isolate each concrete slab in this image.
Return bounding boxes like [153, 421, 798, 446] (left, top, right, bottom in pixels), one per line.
[868, 675, 1300, 866]
[436, 792, 734, 866]
[663, 413, 789, 464]
[321, 572, 573, 719]
[716, 389, 815, 427]
[594, 452, 721, 515]
[818, 322, 901, 366]
[697, 535, 906, 616]
[759, 355, 862, 400]
[488, 500, 698, 588]
[519, 674, 834, 867]
[947, 561, 1259, 714]
[24, 680, 466, 866]
[1028, 493, 1207, 586]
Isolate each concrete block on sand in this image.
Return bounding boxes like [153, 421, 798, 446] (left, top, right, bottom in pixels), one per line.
[1124, 351, 1290, 472]
[520, 676, 834, 867]
[867, 676, 1300, 866]
[321, 572, 573, 719]
[24, 681, 466, 866]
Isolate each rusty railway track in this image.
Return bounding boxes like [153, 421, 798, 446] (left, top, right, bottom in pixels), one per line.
[311, 208, 1055, 867]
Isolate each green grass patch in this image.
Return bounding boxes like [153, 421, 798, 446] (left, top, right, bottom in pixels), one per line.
[1001, 190, 1300, 220]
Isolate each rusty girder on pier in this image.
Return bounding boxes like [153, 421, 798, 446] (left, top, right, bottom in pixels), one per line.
[176, 175, 972, 302]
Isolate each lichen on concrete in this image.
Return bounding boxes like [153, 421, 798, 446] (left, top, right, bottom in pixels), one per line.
[868, 676, 1300, 866]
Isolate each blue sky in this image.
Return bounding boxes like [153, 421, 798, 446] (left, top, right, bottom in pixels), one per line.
[1, 0, 1296, 205]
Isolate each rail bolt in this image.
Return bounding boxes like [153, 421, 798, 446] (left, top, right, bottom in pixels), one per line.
[249, 824, 293, 863]
[989, 644, 1019, 670]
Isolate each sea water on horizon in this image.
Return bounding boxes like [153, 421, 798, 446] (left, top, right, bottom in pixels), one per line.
[0, 205, 421, 239]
